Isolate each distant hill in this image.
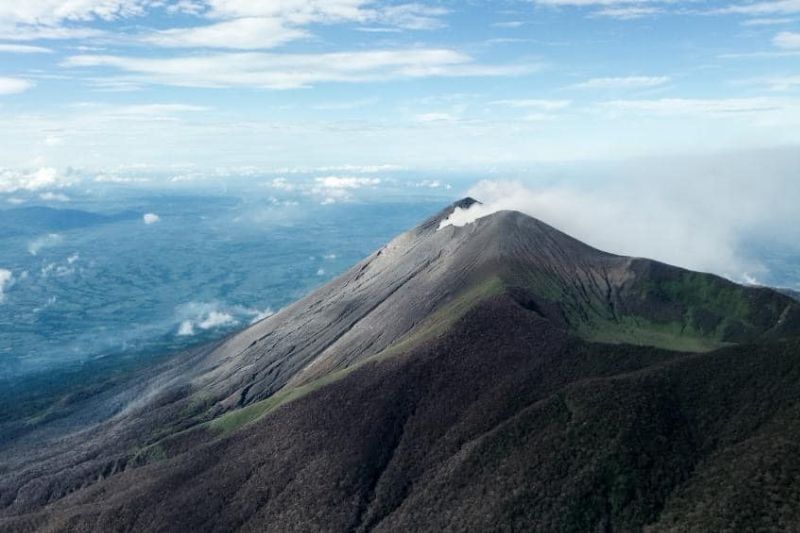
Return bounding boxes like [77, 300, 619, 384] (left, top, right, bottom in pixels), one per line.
[2, 199, 800, 532]
[0, 206, 139, 237]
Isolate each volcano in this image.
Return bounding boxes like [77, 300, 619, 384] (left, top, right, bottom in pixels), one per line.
[3, 199, 800, 532]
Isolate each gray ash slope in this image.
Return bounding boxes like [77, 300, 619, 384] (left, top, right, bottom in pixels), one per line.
[2, 199, 800, 532]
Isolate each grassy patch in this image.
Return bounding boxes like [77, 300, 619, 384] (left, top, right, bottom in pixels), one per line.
[207, 368, 356, 437]
[577, 316, 729, 353]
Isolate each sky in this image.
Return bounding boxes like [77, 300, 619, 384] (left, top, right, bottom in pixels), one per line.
[0, 0, 799, 188]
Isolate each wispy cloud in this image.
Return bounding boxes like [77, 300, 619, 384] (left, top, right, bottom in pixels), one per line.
[741, 17, 795, 25]
[573, 76, 670, 89]
[717, 0, 800, 15]
[490, 99, 572, 110]
[0, 0, 147, 26]
[0, 43, 51, 53]
[593, 6, 663, 19]
[144, 17, 307, 49]
[598, 97, 795, 115]
[63, 49, 537, 89]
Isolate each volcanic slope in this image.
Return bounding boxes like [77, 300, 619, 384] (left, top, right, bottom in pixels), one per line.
[2, 199, 800, 532]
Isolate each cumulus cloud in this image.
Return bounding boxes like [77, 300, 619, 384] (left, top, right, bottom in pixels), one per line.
[442, 150, 800, 282]
[309, 175, 382, 203]
[0, 167, 72, 193]
[174, 301, 273, 336]
[143, 213, 160, 224]
[0, 269, 13, 302]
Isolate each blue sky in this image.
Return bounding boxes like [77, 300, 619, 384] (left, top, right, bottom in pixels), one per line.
[0, 0, 799, 189]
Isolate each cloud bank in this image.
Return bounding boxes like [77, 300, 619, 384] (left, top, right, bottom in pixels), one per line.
[444, 151, 800, 282]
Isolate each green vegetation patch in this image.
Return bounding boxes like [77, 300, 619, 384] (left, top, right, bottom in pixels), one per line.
[576, 316, 730, 353]
[207, 367, 356, 437]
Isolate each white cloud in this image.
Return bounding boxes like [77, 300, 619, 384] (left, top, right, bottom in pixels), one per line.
[414, 179, 451, 189]
[39, 191, 70, 201]
[28, 233, 63, 256]
[268, 177, 296, 192]
[308, 175, 382, 202]
[574, 76, 670, 89]
[62, 49, 537, 89]
[741, 17, 795, 25]
[718, 0, 800, 15]
[0, 25, 105, 41]
[774, 31, 800, 48]
[199, 0, 445, 29]
[0, 167, 70, 193]
[0, 43, 51, 53]
[414, 112, 457, 123]
[377, 4, 448, 30]
[177, 320, 195, 336]
[490, 99, 572, 111]
[143, 212, 160, 224]
[198, 310, 235, 329]
[0, 77, 34, 95]
[598, 97, 796, 115]
[144, 17, 308, 49]
[174, 300, 271, 336]
[593, 6, 663, 18]
[94, 174, 151, 183]
[314, 176, 381, 189]
[0, 269, 13, 303]
[0, 0, 148, 26]
[442, 151, 800, 281]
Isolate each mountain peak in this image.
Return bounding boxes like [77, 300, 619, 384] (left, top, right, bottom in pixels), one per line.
[452, 196, 481, 209]
[417, 196, 482, 232]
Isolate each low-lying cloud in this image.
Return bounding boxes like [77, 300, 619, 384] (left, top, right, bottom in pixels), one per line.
[28, 233, 64, 256]
[175, 301, 274, 337]
[0, 269, 13, 302]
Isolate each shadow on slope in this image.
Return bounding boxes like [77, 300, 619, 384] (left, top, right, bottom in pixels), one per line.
[5, 294, 800, 532]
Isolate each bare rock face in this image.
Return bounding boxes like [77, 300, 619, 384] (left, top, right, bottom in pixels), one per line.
[2, 199, 800, 532]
